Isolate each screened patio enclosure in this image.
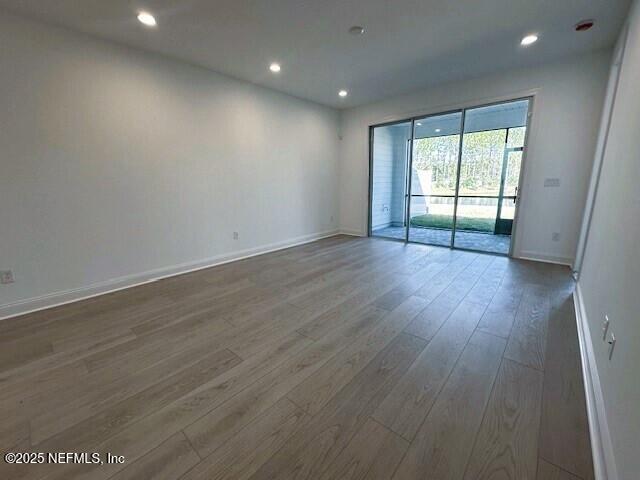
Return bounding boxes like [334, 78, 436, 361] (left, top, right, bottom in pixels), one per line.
[369, 98, 531, 255]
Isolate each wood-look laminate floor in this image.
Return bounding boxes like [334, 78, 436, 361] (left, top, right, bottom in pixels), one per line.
[0, 236, 594, 480]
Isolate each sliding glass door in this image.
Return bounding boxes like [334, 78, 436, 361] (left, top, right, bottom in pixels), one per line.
[369, 97, 531, 255]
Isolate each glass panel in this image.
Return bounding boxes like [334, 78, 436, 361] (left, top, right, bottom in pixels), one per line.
[507, 126, 526, 148]
[409, 111, 462, 246]
[500, 198, 516, 220]
[452, 198, 508, 254]
[455, 197, 498, 233]
[464, 99, 529, 134]
[370, 121, 412, 241]
[409, 196, 456, 246]
[457, 129, 505, 196]
[503, 150, 522, 197]
[454, 99, 529, 253]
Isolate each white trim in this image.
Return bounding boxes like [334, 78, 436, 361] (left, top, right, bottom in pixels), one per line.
[574, 283, 618, 480]
[515, 251, 573, 266]
[0, 229, 340, 321]
[339, 228, 366, 237]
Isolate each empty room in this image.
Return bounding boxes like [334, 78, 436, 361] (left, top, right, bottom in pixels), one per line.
[1, 1, 639, 479]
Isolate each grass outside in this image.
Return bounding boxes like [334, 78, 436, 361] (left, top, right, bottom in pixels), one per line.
[411, 214, 495, 232]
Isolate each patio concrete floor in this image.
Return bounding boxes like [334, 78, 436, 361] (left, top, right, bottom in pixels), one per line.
[372, 225, 511, 254]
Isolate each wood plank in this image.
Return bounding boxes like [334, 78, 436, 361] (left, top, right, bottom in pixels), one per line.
[464, 256, 509, 306]
[371, 260, 451, 311]
[318, 418, 408, 480]
[0, 417, 29, 452]
[226, 302, 313, 359]
[294, 274, 405, 341]
[504, 283, 551, 370]
[538, 297, 594, 480]
[0, 336, 53, 374]
[0, 329, 136, 384]
[183, 305, 388, 459]
[536, 459, 582, 480]
[403, 293, 458, 341]
[81, 314, 231, 374]
[393, 331, 506, 480]
[32, 348, 242, 448]
[180, 398, 308, 480]
[248, 333, 427, 480]
[403, 253, 502, 341]
[0, 359, 88, 410]
[413, 252, 478, 302]
[286, 247, 413, 312]
[0, 295, 172, 345]
[108, 432, 200, 480]
[462, 359, 544, 480]
[29, 343, 242, 443]
[434, 254, 495, 305]
[82, 288, 308, 379]
[12, 332, 312, 480]
[476, 282, 524, 338]
[373, 300, 488, 440]
[287, 296, 428, 415]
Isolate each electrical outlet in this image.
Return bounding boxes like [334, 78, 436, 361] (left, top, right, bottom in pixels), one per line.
[1, 270, 15, 284]
[233, 231, 239, 240]
[607, 331, 616, 360]
[552, 232, 560, 241]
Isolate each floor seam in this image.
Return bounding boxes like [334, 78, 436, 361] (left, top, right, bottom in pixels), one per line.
[181, 430, 204, 461]
[539, 454, 588, 480]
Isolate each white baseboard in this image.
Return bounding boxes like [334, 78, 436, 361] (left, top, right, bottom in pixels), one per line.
[339, 228, 366, 237]
[516, 250, 573, 266]
[573, 283, 618, 480]
[0, 229, 340, 321]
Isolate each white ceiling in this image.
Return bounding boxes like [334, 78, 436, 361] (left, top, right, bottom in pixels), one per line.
[0, 0, 630, 108]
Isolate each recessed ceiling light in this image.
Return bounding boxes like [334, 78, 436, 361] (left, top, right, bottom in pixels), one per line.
[338, 90, 348, 97]
[435, 128, 441, 133]
[520, 34, 538, 46]
[416, 122, 422, 126]
[349, 26, 365, 35]
[137, 11, 156, 27]
[269, 63, 281, 73]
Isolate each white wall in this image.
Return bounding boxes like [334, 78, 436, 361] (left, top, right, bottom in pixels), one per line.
[578, 1, 640, 478]
[339, 51, 611, 264]
[0, 11, 340, 316]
